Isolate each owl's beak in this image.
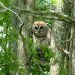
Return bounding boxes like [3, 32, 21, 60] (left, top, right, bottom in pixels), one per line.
[38, 30, 40, 33]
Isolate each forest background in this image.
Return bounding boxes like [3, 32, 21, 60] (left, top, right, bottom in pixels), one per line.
[0, 0, 75, 75]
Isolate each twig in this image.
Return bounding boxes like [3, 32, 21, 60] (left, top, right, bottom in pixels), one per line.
[0, 1, 23, 27]
[0, 1, 24, 38]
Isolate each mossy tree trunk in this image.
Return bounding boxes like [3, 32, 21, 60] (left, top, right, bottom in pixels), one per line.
[62, 0, 74, 75]
[49, 0, 64, 75]
[49, 0, 74, 75]
[16, 0, 35, 74]
[70, 0, 75, 75]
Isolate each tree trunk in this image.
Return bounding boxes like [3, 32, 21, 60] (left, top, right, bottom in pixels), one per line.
[71, 0, 75, 75]
[49, 0, 63, 75]
[71, 30, 75, 75]
[63, 0, 74, 75]
[63, 0, 75, 75]
[16, 0, 34, 74]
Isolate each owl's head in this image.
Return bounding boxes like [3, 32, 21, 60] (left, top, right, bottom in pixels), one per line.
[32, 21, 48, 38]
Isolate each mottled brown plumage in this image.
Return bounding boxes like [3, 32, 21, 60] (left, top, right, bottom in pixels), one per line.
[32, 21, 48, 38]
[32, 21, 51, 64]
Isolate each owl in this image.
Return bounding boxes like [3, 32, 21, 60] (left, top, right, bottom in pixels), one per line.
[32, 21, 51, 64]
[32, 21, 51, 46]
[32, 21, 49, 38]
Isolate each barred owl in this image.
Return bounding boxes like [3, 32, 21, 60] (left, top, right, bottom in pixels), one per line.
[32, 21, 51, 46]
[32, 21, 51, 64]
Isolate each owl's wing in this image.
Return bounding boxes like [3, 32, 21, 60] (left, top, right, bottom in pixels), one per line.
[47, 28, 51, 45]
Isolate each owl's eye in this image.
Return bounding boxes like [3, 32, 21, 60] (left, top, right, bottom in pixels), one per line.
[40, 26, 43, 29]
[34, 26, 38, 30]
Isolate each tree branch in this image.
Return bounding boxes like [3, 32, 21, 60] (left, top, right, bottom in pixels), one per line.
[0, 2, 75, 24]
[0, 1, 23, 27]
[14, 6, 75, 23]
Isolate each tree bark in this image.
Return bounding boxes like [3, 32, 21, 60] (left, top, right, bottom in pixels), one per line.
[63, 0, 74, 75]
[17, 0, 34, 74]
[71, 0, 75, 75]
[49, 0, 63, 75]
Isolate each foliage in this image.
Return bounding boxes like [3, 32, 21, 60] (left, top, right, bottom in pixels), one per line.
[33, 0, 53, 28]
[35, 0, 50, 11]
[24, 37, 55, 75]
[0, 0, 71, 75]
[0, 0, 19, 74]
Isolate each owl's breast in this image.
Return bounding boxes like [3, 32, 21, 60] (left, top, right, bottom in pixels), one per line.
[34, 37, 49, 47]
[34, 32, 47, 38]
